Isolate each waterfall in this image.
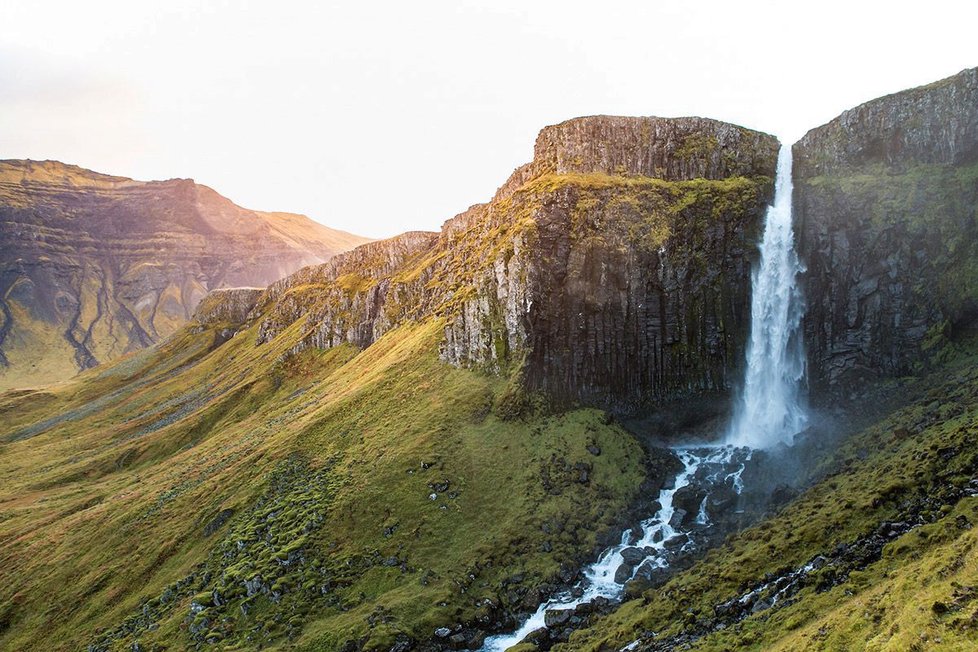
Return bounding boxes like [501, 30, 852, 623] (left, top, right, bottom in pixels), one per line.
[726, 144, 807, 448]
[477, 144, 807, 652]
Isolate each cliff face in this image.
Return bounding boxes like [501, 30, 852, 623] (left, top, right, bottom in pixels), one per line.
[0, 160, 371, 389]
[245, 116, 778, 413]
[794, 67, 978, 394]
[192, 288, 264, 327]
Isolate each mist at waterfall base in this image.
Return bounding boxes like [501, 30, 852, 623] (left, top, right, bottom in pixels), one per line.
[478, 147, 812, 652]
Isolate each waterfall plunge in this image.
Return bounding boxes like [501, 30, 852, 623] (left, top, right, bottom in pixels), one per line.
[726, 145, 807, 448]
[478, 144, 808, 652]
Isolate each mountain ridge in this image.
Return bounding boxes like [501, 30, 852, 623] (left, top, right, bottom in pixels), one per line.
[0, 159, 372, 389]
[216, 115, 779, 414]
[2, 69, 978, 652]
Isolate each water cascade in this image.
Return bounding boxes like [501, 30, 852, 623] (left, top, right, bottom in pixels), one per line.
[479, 447, 750, 652]
[726, 145, 808, 448]
[479, 143, 806, 651]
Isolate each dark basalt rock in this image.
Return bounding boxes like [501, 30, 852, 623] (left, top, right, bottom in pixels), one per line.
[794, 67, 978, 396]
[671, 484, 707, 517]
[619, 546, 646, 565]
[668, 509, 690, 530]
[252, 116, 778, 417]
[202, 508, 235, 536]
[543, 608, 573, 628]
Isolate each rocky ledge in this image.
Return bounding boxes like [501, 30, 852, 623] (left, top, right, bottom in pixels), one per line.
[794, 67, 978, 395]
[221, 115, 778, 417]
[192, 288, 264, 327]
[493, 116, 777, 202]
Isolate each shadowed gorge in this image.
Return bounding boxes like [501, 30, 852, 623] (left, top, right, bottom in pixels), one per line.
[2, 64, 978, 652]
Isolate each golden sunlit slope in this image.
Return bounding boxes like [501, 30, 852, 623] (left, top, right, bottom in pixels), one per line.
[0, 286, 657, 651]
[257, 210, 373, 255]
[0, 115, 780, 650]
[0, 159, 372, 390]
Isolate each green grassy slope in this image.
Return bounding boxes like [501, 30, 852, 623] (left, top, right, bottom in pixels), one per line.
[556, 341, 978, 651]
[0, 126, 774, 650]
[0, 313, 654, 651]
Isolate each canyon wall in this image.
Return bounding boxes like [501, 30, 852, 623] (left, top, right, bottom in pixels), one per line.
[242, 116, 779, 413]
[0, 160, 370, 388]
[794, 67, 978, 395]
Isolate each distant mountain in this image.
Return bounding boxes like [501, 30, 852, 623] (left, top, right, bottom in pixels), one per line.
[0, 159, 371, 389]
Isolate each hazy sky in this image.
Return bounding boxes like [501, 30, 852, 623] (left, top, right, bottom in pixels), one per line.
[2, 1, 975, 238]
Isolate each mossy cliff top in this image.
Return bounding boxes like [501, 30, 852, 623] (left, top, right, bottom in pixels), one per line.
[218, 116, 779, 414]
[795, 66, 978, 176]
[493, 115, 778, 202]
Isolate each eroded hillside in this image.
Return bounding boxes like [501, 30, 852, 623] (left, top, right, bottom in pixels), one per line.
[0, 160, 371, 389]
[0, 116, 777, 651]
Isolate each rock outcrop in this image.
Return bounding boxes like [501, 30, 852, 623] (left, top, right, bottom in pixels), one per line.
[0, 160, 371, 389]
[247, 116, 779, 413]
[192, 288, 264, 328]
[794, 67, 978, 394]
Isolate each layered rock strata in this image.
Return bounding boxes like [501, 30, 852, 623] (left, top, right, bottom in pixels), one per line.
[0, 160, 370, 388]
[237, 116, 778, 412]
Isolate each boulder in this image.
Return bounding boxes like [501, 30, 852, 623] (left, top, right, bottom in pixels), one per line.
[672, 485, 707, 516]
[619, 547, 646, 565]
[544, 608, 573, 628]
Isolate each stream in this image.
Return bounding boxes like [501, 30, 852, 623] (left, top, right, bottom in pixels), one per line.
[480, 445, 752, 651]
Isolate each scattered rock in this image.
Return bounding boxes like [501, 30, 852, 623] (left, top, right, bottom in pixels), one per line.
[668, 509, 689, 529]
[468, 631, 486, 649]
[203, 509, 234, 536]
[544, 608, 573, 628]
[448, 633, 468, 649]
[614, 563, 634, 584]
[672, 486, 707, 516]
[620, 547, 646, 565]
[663, 534, 688, 550]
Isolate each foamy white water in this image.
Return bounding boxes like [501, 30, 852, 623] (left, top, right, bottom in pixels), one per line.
[726, 145, 807, 448]
[479, 143, 806, 651]
[478, 447, 746, 652]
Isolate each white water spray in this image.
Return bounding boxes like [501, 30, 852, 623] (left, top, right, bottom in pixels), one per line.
[478, 144, 807, 652]
[726, 145, 807, 448]
[478, 447, 748, 652]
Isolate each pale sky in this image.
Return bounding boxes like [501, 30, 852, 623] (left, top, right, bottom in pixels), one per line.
[2, 1, 975, 238]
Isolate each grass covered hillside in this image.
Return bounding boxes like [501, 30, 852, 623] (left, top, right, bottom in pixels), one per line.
[0, 116, 780, 651]
[0, 310, 655, 651]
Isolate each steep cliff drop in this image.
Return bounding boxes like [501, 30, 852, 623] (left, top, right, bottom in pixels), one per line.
[727, 145, 808, 448]
[481, 145, 806, 652]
